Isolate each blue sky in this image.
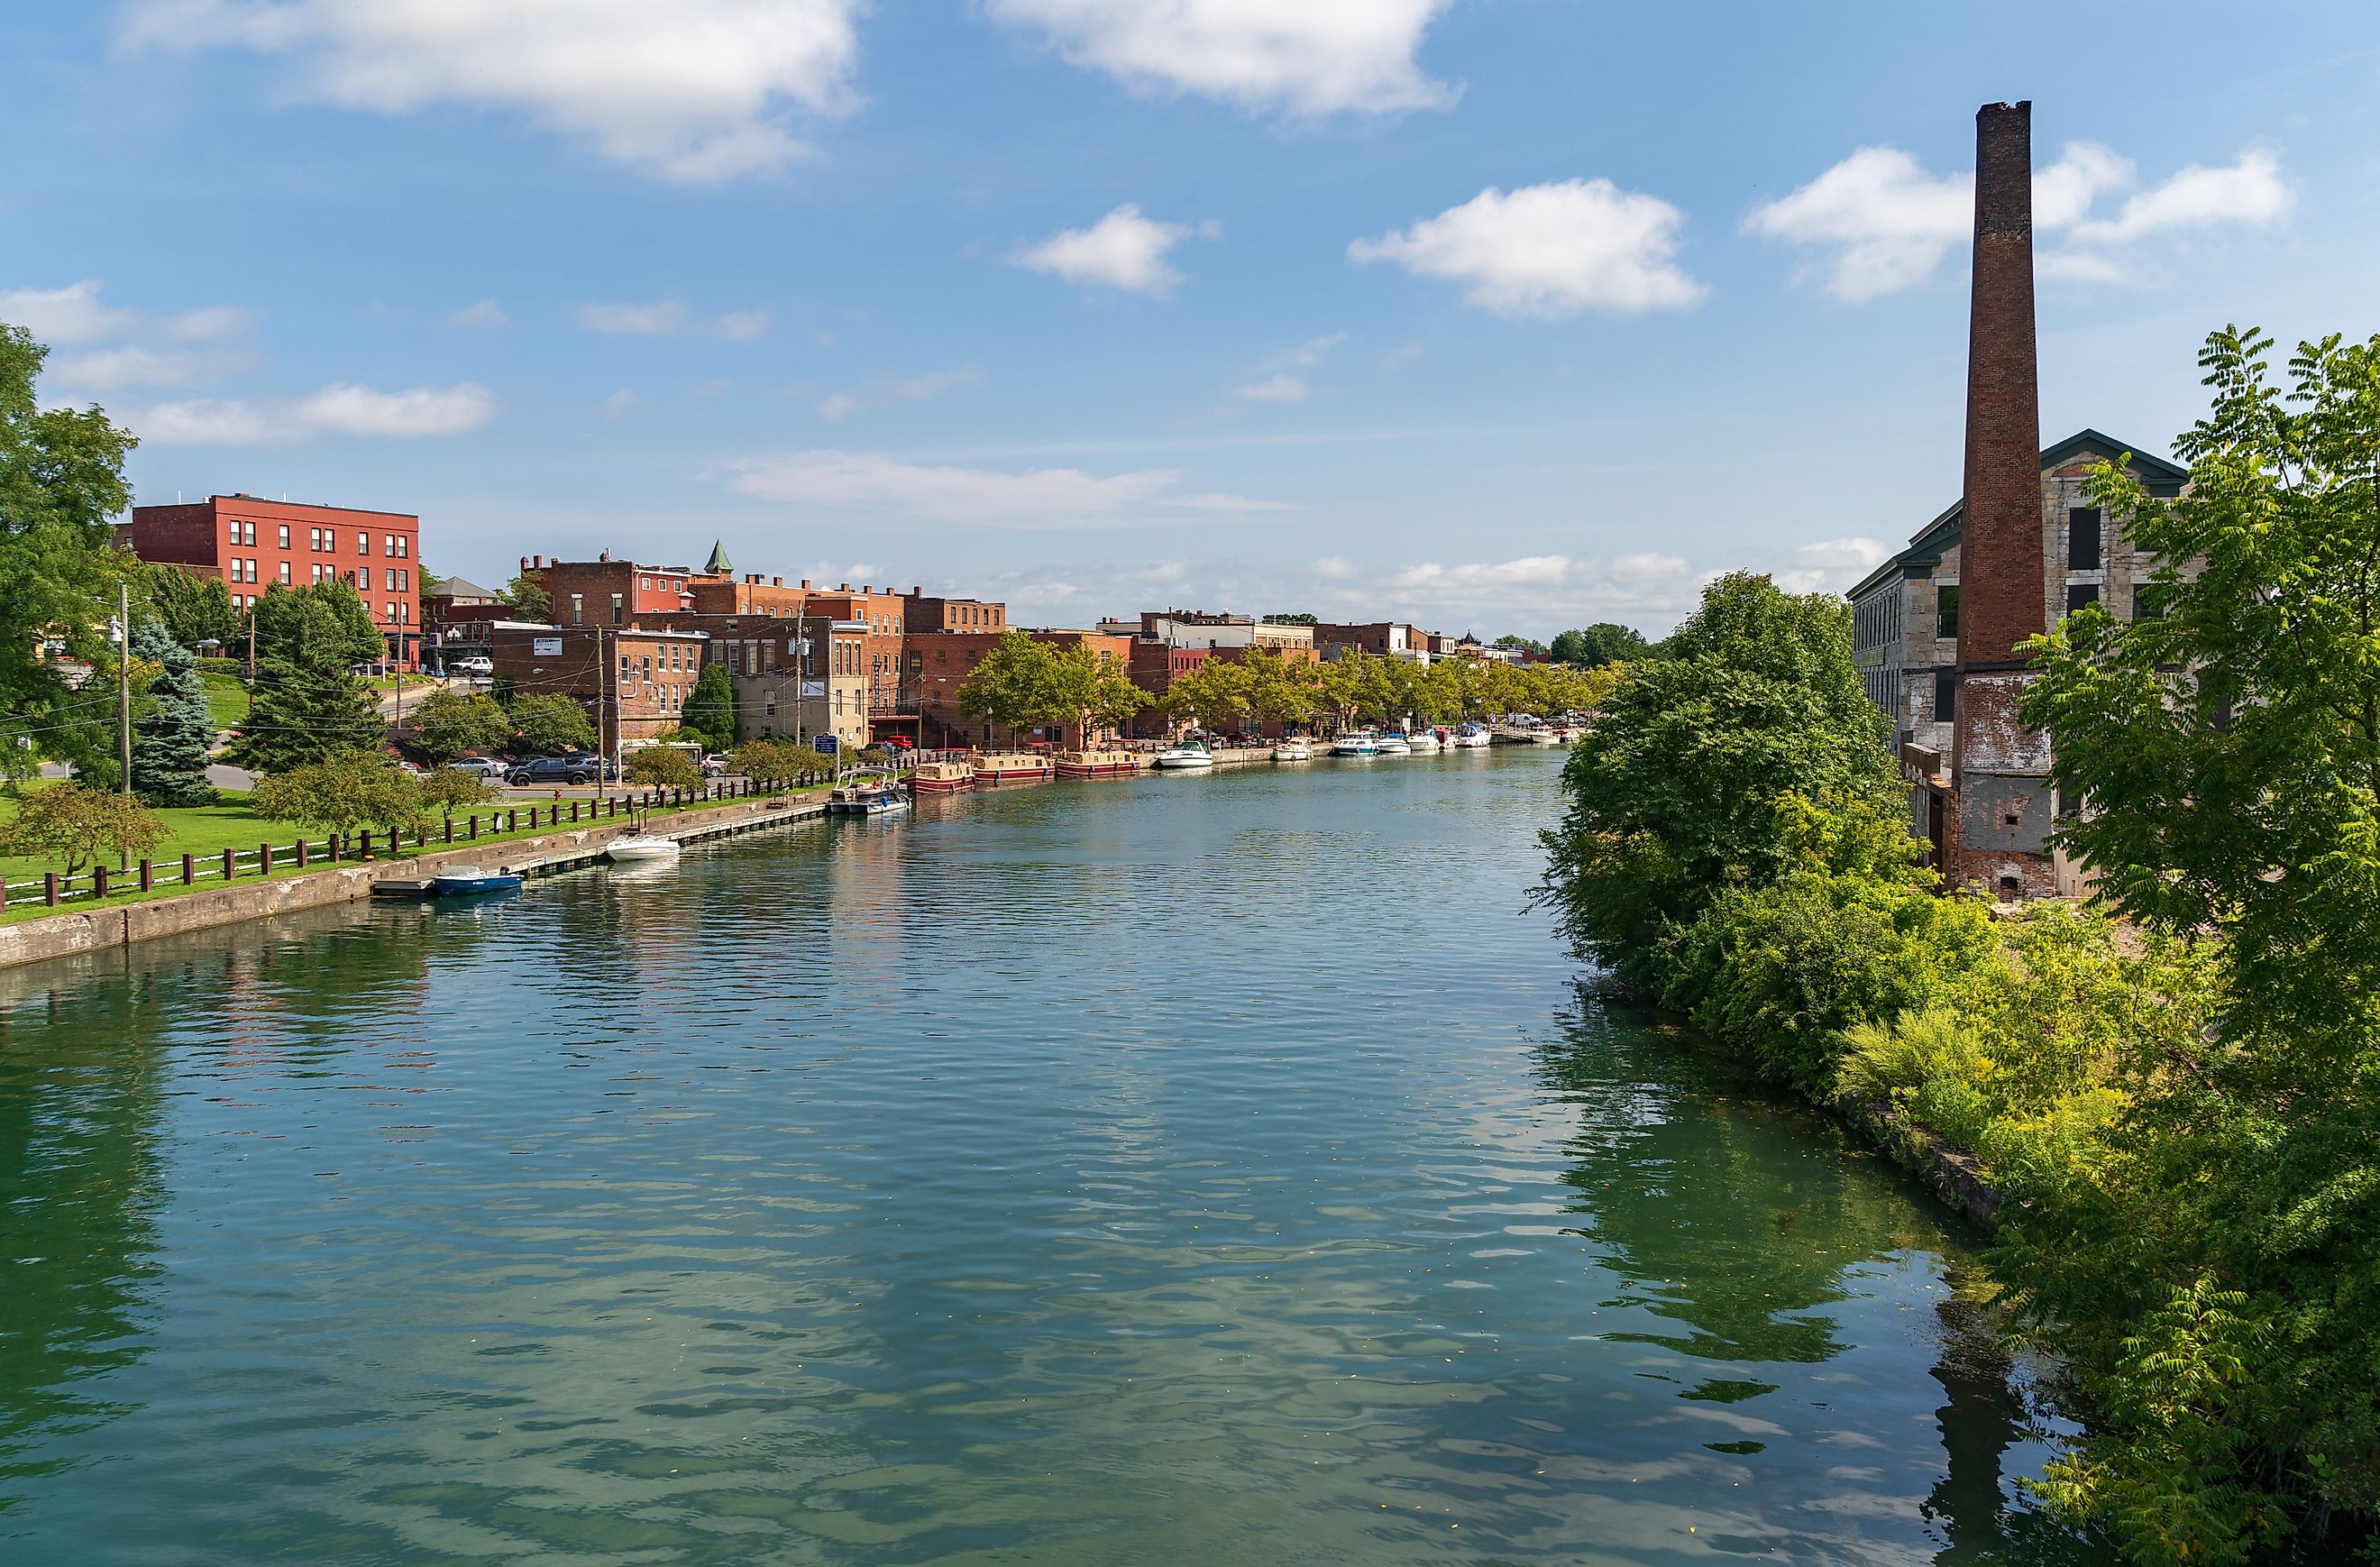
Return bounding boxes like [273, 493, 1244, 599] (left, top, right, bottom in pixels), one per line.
[5, 2, 2375, 637]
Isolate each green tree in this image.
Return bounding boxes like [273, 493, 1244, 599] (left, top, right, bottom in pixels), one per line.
[625, 747, 703, 790]
[128, 620, 215, 807]
[1160, 656, 1251, 730]
[1240, 647, 1319, 729]
[2017, 325, 2380, 1559]
[682, 662, 739, 748]
[252, 749, 424, 844]
[249, 580, 382, 667]
[1538, 572, 1895, 993]
[409, 688, 509, 764]
[1261, 611, 1318, 625]
[0, 784, 168, 875]
[1494, 633, 1548, 655]
[1550, 622, 1651, 669]
[1044, 643, 1146, 743]
[506, 573, 552, 621]
[138, 563, 242, 650]
[419, 766, 492, 829]
[225, 607, 385, 774]
[0, 325, 140, 782]
[957, 630, 1066, 736]
[507, 692, 597, 755]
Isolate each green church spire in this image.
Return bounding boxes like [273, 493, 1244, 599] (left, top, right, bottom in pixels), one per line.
[703, 538, 733, 575]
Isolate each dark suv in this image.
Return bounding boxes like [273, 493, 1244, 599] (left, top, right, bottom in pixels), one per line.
[508, 755, 599, 786]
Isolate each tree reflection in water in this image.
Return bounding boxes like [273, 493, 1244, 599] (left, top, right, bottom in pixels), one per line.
[1531, 990, 2108, 1566]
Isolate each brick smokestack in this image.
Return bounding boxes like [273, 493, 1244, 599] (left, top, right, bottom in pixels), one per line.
[1955, 101, 2043, 667]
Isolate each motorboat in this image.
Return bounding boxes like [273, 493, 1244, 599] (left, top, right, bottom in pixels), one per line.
[431, 866, 523, 897]
[828, 778, 911, 815]
[1404, 729, 1442, 754]
[1544, 725, 1580, 745]
[1154, 739, 1214, 770]
[1527, 725, 1562, 745]
[1373, 731, 1411, 755]
[605, 833, 682, 863]
[1330, 733, 1379, 757]
[1450, 723, 1491, 749]
[1272, 739, 1312, 762]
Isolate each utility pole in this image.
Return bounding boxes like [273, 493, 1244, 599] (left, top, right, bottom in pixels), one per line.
[115, 582, 133, 796]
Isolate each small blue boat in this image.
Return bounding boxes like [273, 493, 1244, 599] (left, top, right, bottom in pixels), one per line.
[431, 866, 525, 897]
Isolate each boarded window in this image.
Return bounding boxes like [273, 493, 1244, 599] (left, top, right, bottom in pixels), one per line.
[2069, 508, 2103, 571]
[1933, 667, 1957, 721]
[2066, 582, 2101, 614]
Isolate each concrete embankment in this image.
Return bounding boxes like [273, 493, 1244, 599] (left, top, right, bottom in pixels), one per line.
[1835, 1094, 2005, 1233]
[0, 794, 823, 973]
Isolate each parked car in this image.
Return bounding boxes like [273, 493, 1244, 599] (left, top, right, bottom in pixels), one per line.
[509, 755, 599, 786]
[700, 754, 730, 777]
[446, 756, 508, 780]
[451, 655, 493, 677]
[880, 735, 914, 750]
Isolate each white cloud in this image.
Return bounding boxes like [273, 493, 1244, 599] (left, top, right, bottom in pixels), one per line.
[123, 0, 863, 182]
[1771, 536, 1890, 593]
[985, 0, 1456, 115]
[134, 380, 495, 444]
[1012, 205, 1205, 296]
[1349, 179, 1706, 317]
[165, 305, 251, 341]
[46, 345, 211, 391]
[1233, 373, 1307, 403]
[600, 389, 640, 417]
[447, 298, 508, 328]
[714, 310, 773, 342]
[1, 279, 137, 344]
[722, 449, 1283, 527]
[1259, 333, 1345, 371]
[577, 300, 690, 335]
[1747, 141, 2290, 298]
[2067, 150, 2293, 245]
[816, 363, 984, 421]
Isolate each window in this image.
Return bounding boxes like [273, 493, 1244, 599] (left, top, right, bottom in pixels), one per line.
[398, 569, 409, 592]
[278, 525, 291, 548]
[764, 690, 776, 718]
[610, 592, 624, 627]
[2069, 507, 2103, 572]
[278, 561, 291, 585]
[1936, 584, 1959, 640]
[387, 601, 398, 621]
[356, 532, 370, 555]
[570, 593, 584, 625]
[1934, 667, 1957, 721]
[2065, 582, 2101, 615]
[2134, 582, 2173, 619]
[385, 535, 398, 556]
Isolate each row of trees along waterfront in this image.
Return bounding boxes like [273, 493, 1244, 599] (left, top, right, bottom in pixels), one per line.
[1540, 326, 2380, 1566]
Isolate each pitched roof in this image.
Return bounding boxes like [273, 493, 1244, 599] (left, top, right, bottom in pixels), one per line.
[703, 539, 733, 575]
[435, 575, 499, 600]
[1844, 429, 2185, 603]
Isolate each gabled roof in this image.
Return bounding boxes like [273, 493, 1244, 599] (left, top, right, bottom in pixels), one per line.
[1844, 429, 2185, 604]
[435, 575, 499, 600]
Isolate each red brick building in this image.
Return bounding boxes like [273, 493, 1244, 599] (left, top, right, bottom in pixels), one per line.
[485, 623, 711, 757]
[526, 554, 698, 629]
[126, 494, 423, 664]
[902, 591, 1007, 635]
[914, 628, 1133, 749]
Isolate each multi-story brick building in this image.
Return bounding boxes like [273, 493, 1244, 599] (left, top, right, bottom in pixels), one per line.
[912, 628, 1136, 749]
[485, 622, 711, 757]
[902, 590, 1008, 636]
[126, 494, 423, 664]
[526, 554, 699, 629]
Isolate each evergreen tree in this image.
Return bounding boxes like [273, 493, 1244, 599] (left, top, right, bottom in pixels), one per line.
[128, 619, 215, 806]
[250, 580, 382, 666]
[226, 613, 383, 774]
[683, 662, 739, 748]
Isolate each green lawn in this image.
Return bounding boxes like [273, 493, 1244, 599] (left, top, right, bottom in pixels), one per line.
[0, 780, 833, 923]
[200, 673, 249, 731]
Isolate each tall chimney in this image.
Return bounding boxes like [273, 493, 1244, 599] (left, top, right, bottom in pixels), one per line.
[1949, 100, 2055, 900]
[1956, 100, 2044, 670]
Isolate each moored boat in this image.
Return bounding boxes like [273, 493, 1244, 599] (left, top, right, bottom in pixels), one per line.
[1271, 739, 1312, 762]
[828, 779, 911, 816]
[605, 833, 682, 863]
[1374, 731, 1412, 755]
[911, 759, 975, 794]
[1405, 729, 1442, 753]
[1450, 723, 1491, 749]
[1055, 748, 1140, 778]
[973, 752, 1055, 786]
[1330, 733, 1379, 756]
[431, 866, 523, 897]
[1153, 739, 1213, 769]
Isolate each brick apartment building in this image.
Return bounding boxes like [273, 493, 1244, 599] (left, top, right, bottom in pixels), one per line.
[912, 628, 1134, 749]
[126, 494, 424, 665]
[525, 553, 698, 628]
[485, 622, 710, 756]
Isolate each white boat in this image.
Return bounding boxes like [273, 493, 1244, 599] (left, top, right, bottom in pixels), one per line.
[1374, 732, 1412, 755]
[1451, 723, 1491, 748]
[1272, 739, 1312, 762]
[1330, 733, 1379, 757]
[1544, 725, 1580, 745]
[1154, 740, 1214, 769]
[605, 833, 682, 863]
[1405, 729, 1442, 753]
[828, 779, 911, 815]
[1526, 725, 1561, 745]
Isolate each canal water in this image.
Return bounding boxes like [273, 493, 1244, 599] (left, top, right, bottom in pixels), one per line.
[0, 749, 2094, 1564]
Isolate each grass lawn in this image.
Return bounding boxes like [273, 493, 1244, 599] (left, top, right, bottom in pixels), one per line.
[200, 673, 249, 731]
[0, 780, 833, 923]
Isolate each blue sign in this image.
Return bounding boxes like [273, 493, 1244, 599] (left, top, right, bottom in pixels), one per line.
[813, 733, 839, 754]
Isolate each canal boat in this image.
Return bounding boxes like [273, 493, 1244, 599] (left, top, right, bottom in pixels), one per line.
[431, 866, 524, 897]
[605, 833, 682, 863]
[911, 759, 975, 794]
[1330, 733, 1379, 757]
[828, 779, 911, 816]
[1055, 748, 1140, 779]
[1153, 739, 1213, 770]
[1450, 723, 1491, 748]
[1271, 739, 1312, 762]
[1374, 731, 1412, 755]
[973, 752, 1055, 786]
[1405, 729, 1442, 753]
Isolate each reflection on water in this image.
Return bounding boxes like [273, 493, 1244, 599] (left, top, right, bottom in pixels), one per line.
[0, 754, 2099, 1563]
